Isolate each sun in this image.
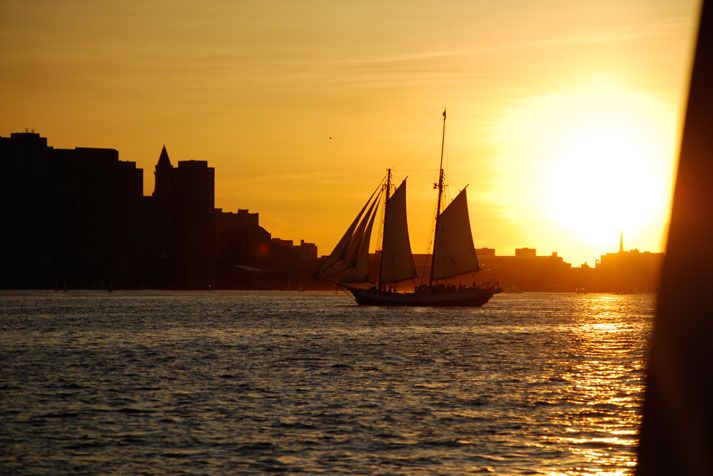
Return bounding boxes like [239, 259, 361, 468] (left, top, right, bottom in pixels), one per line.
[545, 110, 669, 246]
[489, 78, 679, 262]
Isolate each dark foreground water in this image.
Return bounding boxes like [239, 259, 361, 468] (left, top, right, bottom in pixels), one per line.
[0, 291, 653, 474]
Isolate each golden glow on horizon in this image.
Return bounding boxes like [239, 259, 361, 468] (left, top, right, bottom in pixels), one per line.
[489, 80, 679, 264]
[544, 84, 676, 247]
[0, 0, 700, 265]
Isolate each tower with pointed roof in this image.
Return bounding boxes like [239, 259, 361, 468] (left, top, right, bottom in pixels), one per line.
[619, 229, 624, 254]
[148, 144, 216, 288]
[153, 145, 174, 201]
[149, 145, 176, 286]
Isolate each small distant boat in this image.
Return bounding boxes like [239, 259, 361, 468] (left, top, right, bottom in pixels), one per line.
[317, 110, 501, 307]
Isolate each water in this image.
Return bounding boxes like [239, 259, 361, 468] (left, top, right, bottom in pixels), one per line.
[0, 291, 653, 474]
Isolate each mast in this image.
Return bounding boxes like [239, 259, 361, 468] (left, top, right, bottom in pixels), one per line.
[429, 109, 447, 286]
[378, 168, 392, 291]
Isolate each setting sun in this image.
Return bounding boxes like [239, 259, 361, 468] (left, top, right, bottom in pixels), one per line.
[0, 1, 709, 473]
[0, 0, 698, 266]
[544, 85, 677, 247]
[490, 80, 680, 264]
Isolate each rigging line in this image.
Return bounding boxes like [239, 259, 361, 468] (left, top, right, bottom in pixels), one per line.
[441, 123, 450, 203]
[420, 178, 440, 285]
[374, 172, 390, 254]
[347, 173, 386, 205]
[390, 168, 437, 172]
[372, 174, 387, 195]
[389, 122, 441, 171]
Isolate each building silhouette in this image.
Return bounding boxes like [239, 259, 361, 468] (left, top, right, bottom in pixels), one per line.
[1, 131, 661, 292]
[0, 132, 317, 289]
[145, 146, 215, 288]
[591, 247, 663, 293]
[358, 245, 663, 293]
[214, 208, 272, 287]
[0, 132, 143, 288]
[476, 248, 573, 292]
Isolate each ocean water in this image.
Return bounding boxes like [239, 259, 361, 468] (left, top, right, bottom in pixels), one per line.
[0, 291, 653, 474]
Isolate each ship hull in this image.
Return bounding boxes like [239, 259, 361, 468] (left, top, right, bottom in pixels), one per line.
[345, 286, 499, 307]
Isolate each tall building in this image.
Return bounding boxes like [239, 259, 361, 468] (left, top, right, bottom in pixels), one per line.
[144, 145, 176, 286]
[153, 145, 173, 200]
[173, 160, 215, 288]
[144, 147, 216, 288]
[214, 209, 272, 287]
[595, 248, 663, 293]
[0, 132, 143, 288]
[1, 131, 319, 290]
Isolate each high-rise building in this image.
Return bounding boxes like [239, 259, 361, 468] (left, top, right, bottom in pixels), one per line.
[143, 146, 216, 288]
[0, 132, 143, 288]
[173, 160, 215, 288]
[0, 131, 319, 289]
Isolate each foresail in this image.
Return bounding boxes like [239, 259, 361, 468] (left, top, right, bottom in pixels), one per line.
[380, 179, 416, 283]
[318, 186, 382, 283]
[344, 193, 379, 268]
[341, 198, 378, 283]
[317, 186, 379, 278]
[431, 188, 480, 280]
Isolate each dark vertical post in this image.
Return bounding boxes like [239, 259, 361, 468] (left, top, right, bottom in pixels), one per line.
[637, 2, 713, 474]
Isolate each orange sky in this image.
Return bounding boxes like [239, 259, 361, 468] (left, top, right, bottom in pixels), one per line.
[0, 0, 700, 265]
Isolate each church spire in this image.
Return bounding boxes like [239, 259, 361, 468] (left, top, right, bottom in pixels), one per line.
[153, 145, 174, 198]
[619, 229, 624, 254]
[157, 145, 172, 168]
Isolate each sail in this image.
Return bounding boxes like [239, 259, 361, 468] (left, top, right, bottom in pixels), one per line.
[431, 188, 480, 280]
[317, 186, 380, 278]
[380, 179, 417, 283]
[341, 199, 379, 283]
[318, 188, 381, 283]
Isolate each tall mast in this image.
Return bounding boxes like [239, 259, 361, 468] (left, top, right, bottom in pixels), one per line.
[378, 168, 392, 291]
[429, 109, 447, 286]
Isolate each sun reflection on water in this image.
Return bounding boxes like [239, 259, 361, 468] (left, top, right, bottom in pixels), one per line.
[0, 291, 654, 474]
[532, 294, 652, 474]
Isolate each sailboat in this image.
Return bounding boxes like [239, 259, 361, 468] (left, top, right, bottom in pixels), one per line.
[317, 110, 501, 306]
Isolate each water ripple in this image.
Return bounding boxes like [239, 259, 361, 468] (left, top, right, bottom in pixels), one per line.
[0, 291, 652, 474]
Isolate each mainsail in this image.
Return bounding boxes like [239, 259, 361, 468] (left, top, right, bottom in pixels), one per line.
[317, 187, 382, 283]
[431, 188, 480, 280]
[380, 179, 416, 283]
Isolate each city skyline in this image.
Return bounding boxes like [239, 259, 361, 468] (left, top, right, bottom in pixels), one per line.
[0, 0, 700, 266]
[0, 128, 665, 294]
[0, 130, 319, 290]
[1, 129, 660, 270]
[1, 2, 711, 471]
